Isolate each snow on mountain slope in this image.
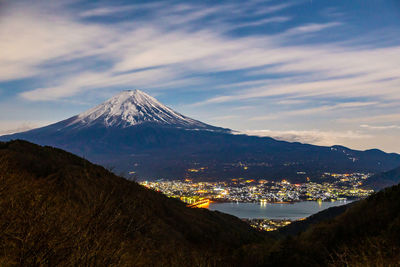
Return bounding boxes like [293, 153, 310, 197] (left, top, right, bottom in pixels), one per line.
[65, 90, 223, 131]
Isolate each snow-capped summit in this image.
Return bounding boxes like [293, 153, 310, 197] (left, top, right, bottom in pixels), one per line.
[66, 90, 220, 130]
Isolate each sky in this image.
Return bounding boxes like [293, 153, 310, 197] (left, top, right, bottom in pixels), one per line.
[1, 0, 400, 152]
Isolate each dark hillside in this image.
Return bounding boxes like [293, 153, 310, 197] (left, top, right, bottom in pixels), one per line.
[3, 140, 400, 266]
[260, 184, 400, 266]
[364, 165, 400, 191]
[0, 140, 264, 266]
[277, 202, 354, 237]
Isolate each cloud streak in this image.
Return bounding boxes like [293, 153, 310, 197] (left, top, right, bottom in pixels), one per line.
[2, 1, 399, 108]
[0, 120, 53, 135]
[360, 124, 400, 130]
[240, 129, 372, 147]
[250, 101, 378, 121]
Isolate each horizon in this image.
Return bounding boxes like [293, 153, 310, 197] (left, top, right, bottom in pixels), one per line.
[1, 0, 400, 152]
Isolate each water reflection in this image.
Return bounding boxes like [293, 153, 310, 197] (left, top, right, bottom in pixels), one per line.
[208, 200, 351, 220]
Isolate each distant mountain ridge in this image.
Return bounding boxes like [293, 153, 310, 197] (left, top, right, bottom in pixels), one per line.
[1, 90, 400, 181]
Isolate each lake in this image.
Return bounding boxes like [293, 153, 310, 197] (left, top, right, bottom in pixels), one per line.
[208, 200, 352, 220]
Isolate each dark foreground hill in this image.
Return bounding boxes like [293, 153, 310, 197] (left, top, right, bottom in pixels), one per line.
[256, 184, 400, 266]
[2, 140, 400, 266]
[2, 90, 400, 182]
[0, 140, 264, 266]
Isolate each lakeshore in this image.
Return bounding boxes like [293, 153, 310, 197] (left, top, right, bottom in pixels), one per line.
[208, 200, 353, 220]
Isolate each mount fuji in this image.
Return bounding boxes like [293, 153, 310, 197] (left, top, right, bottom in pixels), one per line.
[1, 90, 400, 181]
[56, 90, 227, 131]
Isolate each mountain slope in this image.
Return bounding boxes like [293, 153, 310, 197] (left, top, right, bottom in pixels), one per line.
[53, 90, 228, 131]
[257, 184, 400, 266]
[277, 202, 354, 237]
[0, 140, 263, 266]
[2, 140, 400, 266]
[1, 90, 399, 181]
[364, 165, 400, 191]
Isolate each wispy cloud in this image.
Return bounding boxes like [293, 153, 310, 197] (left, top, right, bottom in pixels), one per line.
[20, 68, 181, 101]
[194, 44, 400, 106]
[276, 99, 308, 105]
[282, 22, 342, 36]
[250, 101, 378, 121]
[253, 3, 294, 15]
[79, 3, 164, 18]
[338, 114, 400, 124]
[235, 16, 291, 28]
[240, 129, 372, 147]
[2, 1, 399, 108]
[360, 124, 400, 130]
[210, 115, 241, 121]
[0, 120, 53, 135]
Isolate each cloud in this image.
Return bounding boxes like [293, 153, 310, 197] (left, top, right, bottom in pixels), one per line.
[235, 16, 291, 28]
[209, 115, 241, 121]
[0, 4, 113, 81]
[194, 43, 400, 106]
[20, 68, 181, 101]
[249, 101, 378, 121]
[0, 120, 53, 135]
[338, 114, 400, 124]
[360, 124, 400, 130]
[253, 3, 293, 15]
[276, 99, 308, 105]
[240, 129, 372, 147]
[79, 4, 163, 17]
[282, 22, 342, 36]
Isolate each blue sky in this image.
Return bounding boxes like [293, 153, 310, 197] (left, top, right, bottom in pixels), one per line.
[1, 0, 400, 152]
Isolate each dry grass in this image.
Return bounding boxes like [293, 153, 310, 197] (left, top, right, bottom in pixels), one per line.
[0, 140, 263, 266]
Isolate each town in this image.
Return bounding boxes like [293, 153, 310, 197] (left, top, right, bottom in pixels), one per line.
[140, 172, 374, 204]
[140, 173, 374, 231]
